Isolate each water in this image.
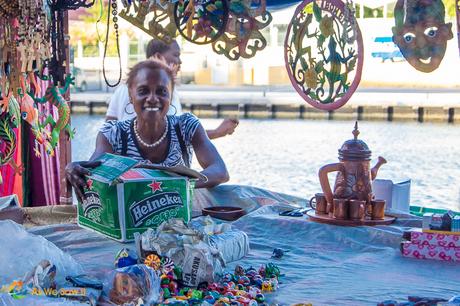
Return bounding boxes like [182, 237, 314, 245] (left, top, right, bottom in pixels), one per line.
[71, 114, 460, 211]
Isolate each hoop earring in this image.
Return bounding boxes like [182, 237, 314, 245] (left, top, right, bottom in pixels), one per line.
[170, 104, 177, 116]
[125, 98, 135, 115]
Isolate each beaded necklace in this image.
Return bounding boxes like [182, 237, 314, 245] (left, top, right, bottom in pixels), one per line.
[134, 118, 169, 148]
[102, 0, 122, 87]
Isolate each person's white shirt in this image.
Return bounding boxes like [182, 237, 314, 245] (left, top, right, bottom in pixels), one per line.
[106, 84, 183, 121]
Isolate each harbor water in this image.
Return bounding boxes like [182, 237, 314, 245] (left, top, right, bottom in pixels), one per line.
[72, 114, 460, 211]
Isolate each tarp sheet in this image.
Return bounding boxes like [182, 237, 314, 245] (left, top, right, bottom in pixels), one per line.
[21, 185, 460, 305]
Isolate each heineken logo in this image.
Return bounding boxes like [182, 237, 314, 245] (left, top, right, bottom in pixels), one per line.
[129, 192, 184, 227]
[82, 191, 103, 216]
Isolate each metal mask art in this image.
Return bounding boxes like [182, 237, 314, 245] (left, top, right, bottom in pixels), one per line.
[211, 0, 272, 60]
[392, 0, 453, 73]
[174, 0, 229, 44]
[284, 0, 363, 111]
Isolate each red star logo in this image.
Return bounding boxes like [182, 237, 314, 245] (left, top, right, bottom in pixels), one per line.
[148, 180, 162, 193]
[86, 179, 93, 190]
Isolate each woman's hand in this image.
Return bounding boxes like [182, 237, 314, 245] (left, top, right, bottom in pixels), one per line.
[65, 161, 101, 203]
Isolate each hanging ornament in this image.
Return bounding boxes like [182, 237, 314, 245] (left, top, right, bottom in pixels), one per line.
[174, 0, 229, 45]
[120, 0, 177, 44]
[284, 0, 363, 110]
[33, 74, 75, 156]
[0, 94, 22, 184]
[392, 0, 453, 73]
[211, 0, 272, 60]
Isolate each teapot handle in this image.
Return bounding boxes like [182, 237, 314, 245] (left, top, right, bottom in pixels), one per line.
[318, 163, 345, 205]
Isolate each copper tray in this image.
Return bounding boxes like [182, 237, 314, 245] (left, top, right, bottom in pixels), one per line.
[307, 210, 396, 226]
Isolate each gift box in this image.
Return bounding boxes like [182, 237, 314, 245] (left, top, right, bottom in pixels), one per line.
[400, 241, 460, 262]
[408, 230, 460, 248]
[78, 153, 197, 242]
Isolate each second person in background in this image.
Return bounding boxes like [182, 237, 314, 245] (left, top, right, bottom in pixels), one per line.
[106, 39, 239, 140]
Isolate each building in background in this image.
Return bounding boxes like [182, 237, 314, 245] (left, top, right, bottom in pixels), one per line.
[69, 1, 459, 89]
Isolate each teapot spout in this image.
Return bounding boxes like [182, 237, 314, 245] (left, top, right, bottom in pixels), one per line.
[371, 156, 387, 180]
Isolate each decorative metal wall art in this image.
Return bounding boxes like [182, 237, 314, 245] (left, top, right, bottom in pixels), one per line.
[174, 0, 229, 44]
[211, 0, 272, 60]
[120, 0, 178, 44]
[392, 0, 453, 73]
[284, 0, 363, 110]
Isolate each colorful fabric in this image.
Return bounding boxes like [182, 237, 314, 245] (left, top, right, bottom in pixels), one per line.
[27, 78, 61, 206]
[100, 114, 199, 167]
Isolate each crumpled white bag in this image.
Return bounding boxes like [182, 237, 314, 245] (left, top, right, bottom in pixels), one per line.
[135, 218, 226, 286]
[0, 221, 84, 286]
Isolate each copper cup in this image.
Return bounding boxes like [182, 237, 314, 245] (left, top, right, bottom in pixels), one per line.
[309, 193, 327, 215]
[327, 201, 334, 218]
[333, 198, 349, 220]
[349, 199, 366, 221]
[371, 199, 386, 220]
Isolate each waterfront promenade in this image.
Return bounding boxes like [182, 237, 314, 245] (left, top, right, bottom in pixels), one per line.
[71, 85, 460, 122]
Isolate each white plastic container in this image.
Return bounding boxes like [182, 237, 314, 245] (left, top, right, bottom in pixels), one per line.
[372, 178, 411, 214]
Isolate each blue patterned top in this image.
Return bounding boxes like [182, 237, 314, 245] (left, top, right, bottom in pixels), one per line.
[100, 113, 200, 167]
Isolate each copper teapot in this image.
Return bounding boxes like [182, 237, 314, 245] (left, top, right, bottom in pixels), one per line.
[319, 122, 387, 205]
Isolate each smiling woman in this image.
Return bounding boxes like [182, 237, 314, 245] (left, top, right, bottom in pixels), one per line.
[65, 58, 229, 202]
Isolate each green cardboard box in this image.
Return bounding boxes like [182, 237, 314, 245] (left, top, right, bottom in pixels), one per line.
[77, 153, 197, 242]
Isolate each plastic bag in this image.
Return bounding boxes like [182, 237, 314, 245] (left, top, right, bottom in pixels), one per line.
[104, 264, 160, 305]
[0, 221, 84, 286]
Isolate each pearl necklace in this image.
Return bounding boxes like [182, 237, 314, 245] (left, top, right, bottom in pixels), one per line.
[134, 118, 168, 148]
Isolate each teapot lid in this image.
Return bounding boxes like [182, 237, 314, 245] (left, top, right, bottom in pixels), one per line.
[338, 122, 371, 161]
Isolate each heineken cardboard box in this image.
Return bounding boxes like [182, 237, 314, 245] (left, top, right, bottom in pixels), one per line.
[78, 153, 199, 242]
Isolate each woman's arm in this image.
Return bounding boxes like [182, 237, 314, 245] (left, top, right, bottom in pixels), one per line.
[65, 132, 114, 202]
[192, 124, 229, 188]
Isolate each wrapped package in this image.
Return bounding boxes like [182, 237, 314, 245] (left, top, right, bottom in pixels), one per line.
[135, 217, 249, 287]
[408, 230, 460, 248]
[401, 241, 460, 262]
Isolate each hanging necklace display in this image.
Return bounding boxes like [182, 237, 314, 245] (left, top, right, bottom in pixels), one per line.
[119, 0, 177, 44]
[211, 0, 272, 60]
[284, 0, 363, 111]
[174, 0, 229, 45]
[47, 0, 95, 85]
[392, 0, 453, 73]
[102, 0, 122, 87]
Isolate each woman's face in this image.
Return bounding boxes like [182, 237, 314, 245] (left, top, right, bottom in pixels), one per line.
[130, 67, 172, 122]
